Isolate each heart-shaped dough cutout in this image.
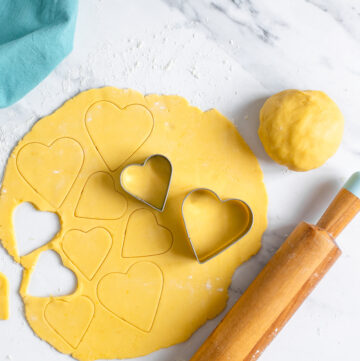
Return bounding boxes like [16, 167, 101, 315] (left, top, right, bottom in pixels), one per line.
[122, 209, 173, 257]
[85, 101, 154, 171]
[97, 262, 163, 332]
[182, 189, 253, 263]
[45, 296, 94, 348]
[62, 228, 112, 280]
[120, 154, 172, 211]
[75, 172, 127, 219]
[17, 138, 84, 208]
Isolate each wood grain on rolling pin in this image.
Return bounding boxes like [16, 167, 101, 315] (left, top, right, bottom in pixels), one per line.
[317, 188, 360, 238]
[190, 222, 341, 361]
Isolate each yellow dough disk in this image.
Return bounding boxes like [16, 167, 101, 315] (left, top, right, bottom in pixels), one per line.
[0, 272, 9, 320]
[0, 88, 267, 360]
[258, 89, 344, 171]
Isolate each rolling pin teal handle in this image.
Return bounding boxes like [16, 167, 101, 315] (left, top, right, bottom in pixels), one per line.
[344, 172, 360, 199]
[317, 172, 360, 238]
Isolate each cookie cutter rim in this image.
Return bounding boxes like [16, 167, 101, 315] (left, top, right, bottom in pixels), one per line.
[120, 154, 173, 212]
[181, 188, 254, 264]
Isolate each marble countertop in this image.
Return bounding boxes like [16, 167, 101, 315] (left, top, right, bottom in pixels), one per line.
[1, 0, 360, 360]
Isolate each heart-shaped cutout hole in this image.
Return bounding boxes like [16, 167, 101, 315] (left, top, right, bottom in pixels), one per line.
[182, 189, 253, 263]
[28, 250, 77, 297]
[120, 154, 172, 211]
[14, 202, 60, 256]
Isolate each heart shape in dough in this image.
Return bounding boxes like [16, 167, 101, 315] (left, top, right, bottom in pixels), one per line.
[97, 262, 163, 332]
[122, 209, 173, 257]
[85, 101, 154, 171]
[120, 154, 172, 211]
[17, 138, 84, 208]
[75, 172, 127, 219]
[182, 189, 253, 263]
[45, 296, 94, 348]
[62, 228, 112, 280]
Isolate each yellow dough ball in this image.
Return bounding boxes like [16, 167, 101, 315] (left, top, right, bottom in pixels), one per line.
[258, 89, 344, 171]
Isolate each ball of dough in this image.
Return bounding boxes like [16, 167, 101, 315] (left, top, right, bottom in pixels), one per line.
[258, 90, 344, 171]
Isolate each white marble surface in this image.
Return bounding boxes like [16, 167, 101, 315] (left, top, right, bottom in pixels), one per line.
[1, 0, 360, 360]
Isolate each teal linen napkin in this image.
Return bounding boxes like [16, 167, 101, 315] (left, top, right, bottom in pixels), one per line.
[0, 0, 78, 108]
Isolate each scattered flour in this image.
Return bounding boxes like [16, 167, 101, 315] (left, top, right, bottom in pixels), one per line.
[206, 279, 212, 290]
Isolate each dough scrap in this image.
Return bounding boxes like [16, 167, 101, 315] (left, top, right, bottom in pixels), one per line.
[0, 88, 267, 360]
[0, 272, 9, 320]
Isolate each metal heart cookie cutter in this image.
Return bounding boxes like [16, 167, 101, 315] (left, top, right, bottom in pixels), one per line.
[182, 188, 254, 264]
[120, 154, 173, 212]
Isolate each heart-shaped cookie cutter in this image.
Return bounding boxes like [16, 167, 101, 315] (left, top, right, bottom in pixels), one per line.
[181, 188, 254, 264]
[120, 154, 173, 212]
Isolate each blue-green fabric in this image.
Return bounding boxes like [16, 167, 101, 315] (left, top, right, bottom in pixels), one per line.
[0, 0, 78, 108]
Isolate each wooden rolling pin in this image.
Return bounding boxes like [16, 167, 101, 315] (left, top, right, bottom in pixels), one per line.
[191, 172, 360, 361]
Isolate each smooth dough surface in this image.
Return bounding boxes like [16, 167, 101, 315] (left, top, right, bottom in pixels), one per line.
[0, 88, 267, 360]
[258, 89, 344, 171]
